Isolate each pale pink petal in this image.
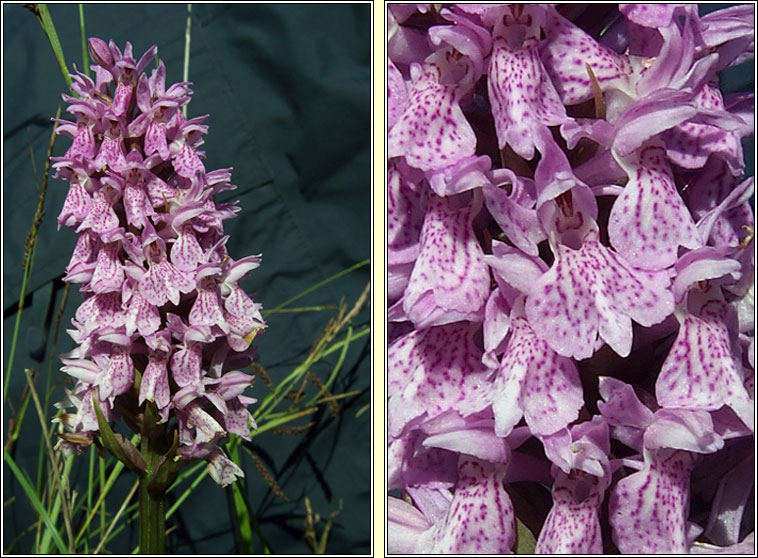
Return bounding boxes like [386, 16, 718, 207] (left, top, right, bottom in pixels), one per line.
[207, 448, 244, 486]
[609, 144, 701, 270]
[525, 232, 675, 359]
[488, 30, 569, 159]
[189, 284, 224, 326]
[421, 458, 515, 554]
[656, 300, 754, 428]
[58, 181, 92, 229]
[171, 227, 204, 271]
[387, 160, 425, 265]
[76, 191, 119, 235]
[100, 348, 134, 400]
[173, 142, 204, 178]
[387, 323, 490, 437]
[493, 315, 583, 437]
[403, 194, 489, 328]
[388, 61, 476, 171]
[139, 352, 170, 409]
[609, 450, 696, 554]
[169, 343, 202, 387]
[540, 7, 633, 105]
[90, 242, 124, 293]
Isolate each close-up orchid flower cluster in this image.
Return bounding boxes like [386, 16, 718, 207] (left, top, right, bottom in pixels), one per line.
[52, 37, 265, 490]
[387, 3, 755, 554]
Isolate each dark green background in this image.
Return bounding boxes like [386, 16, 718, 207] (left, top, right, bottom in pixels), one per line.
[3, 3, 370, 554]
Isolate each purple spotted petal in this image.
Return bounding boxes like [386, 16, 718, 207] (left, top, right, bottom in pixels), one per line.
[664, 86, 746, 174]
[206, 448, 244, 487]
[189, 284, 224, 326]
[535, 468, 607, 553]
[421, 458, 515, 554]
[171, 227, 204, 271]
[492, 314, 583, 437]
[139, 351, 170, 409]
[90, 242, 124, 293]
[540, 7, 633, 105]
[525, 232, 675, 359]
[110, 82, 133, 117]
[609, 144, 701, 270]
[76, 191, 120, 235]
[58, 181, 92, 230]
[173, 142, 204, 178]
[145, 173, 178, 207]
[123, 183, 155, 229]
[145, 120, 170, 160]
[656, 300, 753, 429]
[170, 342, 202, 387]
[75, 292, 125, 331]
[387, 160, 425, 265]
[100, 347, 134, 400]
[388, 61, 476, 171]
[124, 290, 160, 337]
[482, 182, 544, 257]
[403, 194, 489, 328]
[140, 258, 194, 306]
[65, 123, 96, 160]
[609, 450, 696, 554]
[93, 135, 127, 172]
[488, 30, 569, 159]
[388, 323, 490, 438]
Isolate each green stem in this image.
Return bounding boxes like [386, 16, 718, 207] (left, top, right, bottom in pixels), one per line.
[138, 438, 166, 554]
[138, 477, 165, 554]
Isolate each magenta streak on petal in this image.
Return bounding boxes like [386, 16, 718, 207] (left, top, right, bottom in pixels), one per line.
[387, 160, 424, 266]
[525, 232, 674, 359]
[171, 227, 204, 271]
[403, 194, 489, 329]
[170, 342, 202, 387]
[76, 191, 119, 235]
[492, 316, 583, 438]
[139, 351, 170, 409]
[656, 301, 754, 428]
[609, 450, 695, 554]
[422, 458, 515, 554]
[488, 32, 569, 159]
[189, 284, 224, 326]
[535, 472, 605, 554]
[93, 135, 127, 172]
[66, 122, 96, 160]
[90, 242, 124, 293]
[540, 7, 633, 105]
[58, 182, 92, 229]
[609, 145, 701, 270]
[387, 62, 476, 171]
[482, 183, 543, 256]
[100, 347, 134, 400]
[123, 183, 154, 229]
[173, 142, 204, 178]
[387, 323, 490, 438]
[664, 85, 745, 174]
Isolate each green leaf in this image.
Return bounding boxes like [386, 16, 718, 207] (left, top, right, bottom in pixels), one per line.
[515, 516, 537, 554]
[92, 395, 146, 475]
[4, 449, 69, 554]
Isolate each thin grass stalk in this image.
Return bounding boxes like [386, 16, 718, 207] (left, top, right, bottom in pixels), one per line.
[23, 369, 75, 551]
[94, 479, 138, 554]
[4, 104, 62, 403]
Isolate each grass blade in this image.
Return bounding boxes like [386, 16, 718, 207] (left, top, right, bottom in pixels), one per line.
[78, 4, 89, 77]
[26, 4, 71, 86]
[4, 450, 69, 554]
